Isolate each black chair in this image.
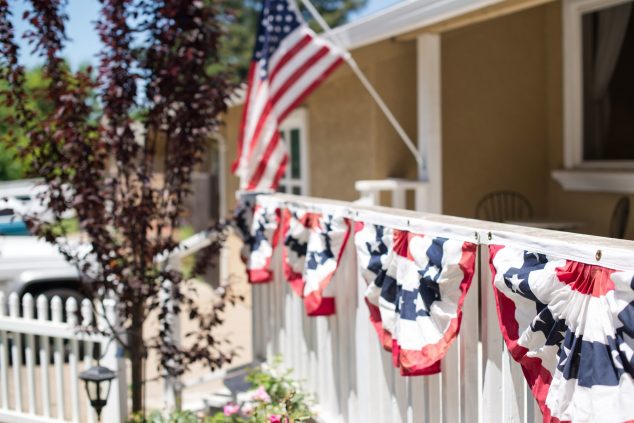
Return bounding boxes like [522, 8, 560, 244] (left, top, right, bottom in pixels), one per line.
[609, 196, 630, 239]
[475, 191, 533, 223]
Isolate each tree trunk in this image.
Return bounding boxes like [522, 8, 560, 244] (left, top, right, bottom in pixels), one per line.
[129, 300, 145, 414]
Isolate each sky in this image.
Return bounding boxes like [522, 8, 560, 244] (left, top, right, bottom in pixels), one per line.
[10, 0, 403, 70]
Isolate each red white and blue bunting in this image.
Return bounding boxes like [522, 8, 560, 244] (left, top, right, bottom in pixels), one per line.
[233, 192, 634, 422]
[247, 202, 281, 283]
[237, 195, 351, 316]
[354, 222, 477, 375]
[489, 244, 634, 422]
[280, 206, 351, 315]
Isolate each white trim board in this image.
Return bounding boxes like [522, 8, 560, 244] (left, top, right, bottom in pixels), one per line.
[326, 0, 504, 50]
[552, 169, 634, 193]
[417, 34, 443, 213]
[562, 0, 634, 168]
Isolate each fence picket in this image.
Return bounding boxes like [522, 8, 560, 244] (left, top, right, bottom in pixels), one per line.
[22, 294, 36, 415]
[442, 338, 461, 423]
[0, 293, 120, 423]
[66, 298, 80, 423]
[460, 262, 480, 423]
[0, 292, 8, 410]
[81, 298, 95, 423]
[9, 293, 22, 413]
[51, 296, 65, 420]
[36, 295, 51, 419]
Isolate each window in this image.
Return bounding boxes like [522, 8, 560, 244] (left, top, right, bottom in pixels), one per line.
[563, 0, 634, 168]
[277, 109, 309, 195]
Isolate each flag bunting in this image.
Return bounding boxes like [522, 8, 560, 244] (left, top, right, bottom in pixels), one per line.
[489, 244, 634, 422]
[354, 221, 477, 376]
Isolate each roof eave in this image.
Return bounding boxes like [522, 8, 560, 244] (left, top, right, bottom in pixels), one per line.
[325, 0, 504, 50]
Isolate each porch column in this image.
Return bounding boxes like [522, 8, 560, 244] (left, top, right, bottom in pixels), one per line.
[417, 33, 443, 213]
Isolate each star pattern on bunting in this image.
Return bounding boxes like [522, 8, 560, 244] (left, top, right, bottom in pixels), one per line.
[365, 225, 389, 276]
[252, 212, 270, 251]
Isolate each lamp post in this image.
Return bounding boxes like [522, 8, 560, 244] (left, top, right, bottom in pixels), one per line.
[79, 365, 117, 421]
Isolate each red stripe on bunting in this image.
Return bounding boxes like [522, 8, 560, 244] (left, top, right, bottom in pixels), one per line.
[555, 260, 615, 297]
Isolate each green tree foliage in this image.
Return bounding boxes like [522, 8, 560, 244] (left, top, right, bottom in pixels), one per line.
[218, 0, 368, 82]
[0, 67, 50, 180]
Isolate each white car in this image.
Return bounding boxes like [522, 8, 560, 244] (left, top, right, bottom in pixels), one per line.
[0, 234, 83, 300]
[0, 179, 83, 300]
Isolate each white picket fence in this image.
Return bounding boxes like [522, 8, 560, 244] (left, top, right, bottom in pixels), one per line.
[250, 193, 634, 423]
[0, 293, 127, 423]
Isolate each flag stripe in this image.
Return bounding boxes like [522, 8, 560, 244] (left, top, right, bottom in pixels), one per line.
[269, 41, 326, 95]
[268, 34, 314, 84]
[271, 46, 331, 104]
[278, 56, 343, 122]
[247, 130, 283, 190]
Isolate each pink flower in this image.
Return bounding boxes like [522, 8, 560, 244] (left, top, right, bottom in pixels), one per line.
[252, 386, 271, 403]
[223, 402, 240, 416]
[241, 402, 255, 416]
[269, 414, 282, 423]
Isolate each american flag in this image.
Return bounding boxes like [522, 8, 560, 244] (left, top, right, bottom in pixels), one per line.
[355, 222, 477, 376]
[232, 0, 344, 191]
[489, 244, 634, 422]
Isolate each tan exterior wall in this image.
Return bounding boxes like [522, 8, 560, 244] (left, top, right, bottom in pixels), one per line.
[441, 4, 553, 220]
[221, 39, 418, 212]
[441, 2, 632, 238]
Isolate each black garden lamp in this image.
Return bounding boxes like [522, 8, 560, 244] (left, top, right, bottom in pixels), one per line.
[79, 365, 117, 421]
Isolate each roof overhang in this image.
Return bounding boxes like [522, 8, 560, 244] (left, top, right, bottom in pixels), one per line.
[326, 0, 511, 50]
[227, 0, 538, 108]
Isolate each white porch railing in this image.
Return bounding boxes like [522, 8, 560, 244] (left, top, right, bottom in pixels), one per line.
[0, 293, 126, 423]
[355, 178, 428, 211]
[251, 193, 634, 423]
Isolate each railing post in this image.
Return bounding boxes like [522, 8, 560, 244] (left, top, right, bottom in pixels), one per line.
[100, 298, 128, 423]
[162, 267, 182, 411]
[359, 189, 378, 206]
[479, 245, 504, 423]
[391, 188, 406, 209]
[414, 185, 428, 212]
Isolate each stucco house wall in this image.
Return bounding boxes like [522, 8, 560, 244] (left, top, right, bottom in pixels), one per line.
[441, 4, 553, 220]
[441, 1, 632, 237]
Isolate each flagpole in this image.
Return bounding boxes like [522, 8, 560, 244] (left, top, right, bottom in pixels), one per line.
[298, 0, 425, 179]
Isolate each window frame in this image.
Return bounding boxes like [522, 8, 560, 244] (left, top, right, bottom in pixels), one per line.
[563, 0, 634, 169]
[278, 108, 310, 196]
